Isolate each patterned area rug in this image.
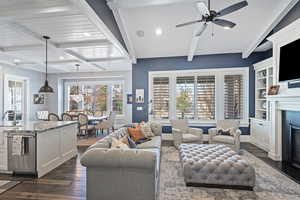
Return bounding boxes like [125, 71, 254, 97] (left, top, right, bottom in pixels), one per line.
[160, 146, 300, 200]
[0, 180, 20, 195]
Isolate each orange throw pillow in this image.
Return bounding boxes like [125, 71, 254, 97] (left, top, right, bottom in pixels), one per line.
[128, 126, 145, 142]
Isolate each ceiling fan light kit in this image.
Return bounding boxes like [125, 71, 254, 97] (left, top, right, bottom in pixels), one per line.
[176, 0, 248, 37]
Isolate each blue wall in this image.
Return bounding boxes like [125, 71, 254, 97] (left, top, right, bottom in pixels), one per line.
[132, 53, 268, 134]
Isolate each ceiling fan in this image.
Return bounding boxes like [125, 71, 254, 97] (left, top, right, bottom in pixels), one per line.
[176, 0, 248, 37]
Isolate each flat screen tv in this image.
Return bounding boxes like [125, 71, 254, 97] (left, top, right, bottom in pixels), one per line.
[279, 38, 300, 82]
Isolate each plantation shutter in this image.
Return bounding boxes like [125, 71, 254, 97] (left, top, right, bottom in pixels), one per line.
[176, 76, 195, 119]
[196, 76, 215, 120]
[224, 75, 243, 119]
[152, 77, 169, 119]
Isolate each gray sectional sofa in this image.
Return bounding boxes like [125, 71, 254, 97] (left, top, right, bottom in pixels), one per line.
[80, 122, 162, 200]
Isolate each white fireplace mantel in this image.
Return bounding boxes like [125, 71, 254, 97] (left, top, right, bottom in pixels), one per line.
[265, 18, 300, 161]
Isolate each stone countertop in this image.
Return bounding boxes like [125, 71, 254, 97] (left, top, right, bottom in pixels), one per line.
[0, 121, 78, 134]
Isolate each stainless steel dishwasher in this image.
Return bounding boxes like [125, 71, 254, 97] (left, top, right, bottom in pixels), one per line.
[7, 132, 37, 175]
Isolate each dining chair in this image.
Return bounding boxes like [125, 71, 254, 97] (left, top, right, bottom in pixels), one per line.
[93, 110, 103, 117]
[61, 113, 73, 121]
[48, 113, 60, 121]
[94, 120, 110, 135]
[78, 113, 95, 137]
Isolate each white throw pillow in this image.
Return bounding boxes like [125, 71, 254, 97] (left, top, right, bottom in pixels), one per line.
[111, 138, 129, 149]
[140, 122, 155, 138]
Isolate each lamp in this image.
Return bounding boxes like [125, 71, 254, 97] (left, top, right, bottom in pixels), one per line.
[39, 36, 54, 93]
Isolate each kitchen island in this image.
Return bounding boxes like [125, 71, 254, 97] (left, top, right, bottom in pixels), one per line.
[0, 121, 78, 178]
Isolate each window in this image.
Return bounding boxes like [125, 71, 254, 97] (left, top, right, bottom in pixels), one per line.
[149, 68, 248, 124]
[176, 76, 195, 119]
[196, 76, 215, 120]
[152, 77, 169, 120]
[65, 81, 124, 115]
[7, 80, 24, 120]
[224, 75, 243, 119]
[112, 84, 123, 115]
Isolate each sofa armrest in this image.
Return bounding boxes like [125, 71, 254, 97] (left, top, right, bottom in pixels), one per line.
[233, 129, 241, 141]
[80, 148, 156, 171]
[208, 128, 218, 144]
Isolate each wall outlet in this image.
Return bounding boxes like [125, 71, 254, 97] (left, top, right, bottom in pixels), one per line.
[137, 106, 143, 111]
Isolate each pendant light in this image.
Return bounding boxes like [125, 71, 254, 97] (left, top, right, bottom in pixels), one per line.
[39, 35, 54, 93]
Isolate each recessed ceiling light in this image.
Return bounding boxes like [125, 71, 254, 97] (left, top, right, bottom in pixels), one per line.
[83, 32, 91, 37]
[136, 30, 145, 37]
[59, 56, 65, 60]
[13, 59, 21, 63]
[155, 28, 163, 36]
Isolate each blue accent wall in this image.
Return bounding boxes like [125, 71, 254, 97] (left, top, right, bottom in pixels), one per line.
[132, 53, 268, 134]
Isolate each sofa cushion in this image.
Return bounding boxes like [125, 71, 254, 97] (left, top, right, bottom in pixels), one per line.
[182, 134, 201, 143]
[128, 126, 145, 142]
[212, 135, 235, 145]
[140, 122, 156, 138]
[111, 138, 129, 149]
[136, 136, 161, 149]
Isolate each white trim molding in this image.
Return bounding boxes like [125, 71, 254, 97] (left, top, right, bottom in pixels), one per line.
[148, 67, 250, 126]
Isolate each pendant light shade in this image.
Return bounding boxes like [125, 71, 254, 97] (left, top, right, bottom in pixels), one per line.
[39, 36, 54, 93]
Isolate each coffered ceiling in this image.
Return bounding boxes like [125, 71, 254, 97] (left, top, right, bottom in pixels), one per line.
[0, 0, 131, 73]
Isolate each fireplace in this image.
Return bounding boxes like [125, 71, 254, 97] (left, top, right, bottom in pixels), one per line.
[282, 111, 300, 169]
[290, 125, 300, 168]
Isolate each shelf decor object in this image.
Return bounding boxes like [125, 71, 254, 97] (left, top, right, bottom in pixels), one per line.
[268, 85, 280, 95]
[39, 36, 54, 93]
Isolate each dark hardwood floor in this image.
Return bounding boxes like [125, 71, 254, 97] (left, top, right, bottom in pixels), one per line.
[0, 142, 299, 200]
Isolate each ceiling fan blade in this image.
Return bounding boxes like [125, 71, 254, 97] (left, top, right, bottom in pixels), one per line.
[217, 1, 248, 17]
[195, 23, 208, 37]
[196, 1, 210, 16]
[176, 19, 203, 28]
[212, 19, 236, 29]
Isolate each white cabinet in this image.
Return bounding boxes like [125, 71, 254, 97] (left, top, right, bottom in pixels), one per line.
[250, 118, 270, 151]
[251, 58, 273, 151]
[0, 129, 8, 171]
[37, 123, 77, 178]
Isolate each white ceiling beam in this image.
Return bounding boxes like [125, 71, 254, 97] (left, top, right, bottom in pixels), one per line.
[242, 0, 299, 58]
[56, 39, 111, 48]
[107, 0, 194, 8]
[87, 57, 127, 62]
[8, 21, 107, 71]
[69, 0, 131, 63]
[2, 40, 111, 52]
[107, 1, 137, 64]
[65, 49, 106, 71]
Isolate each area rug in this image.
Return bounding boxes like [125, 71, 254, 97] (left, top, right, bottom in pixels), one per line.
[0, 180, 20, 195]
[159, 147, 300, 200]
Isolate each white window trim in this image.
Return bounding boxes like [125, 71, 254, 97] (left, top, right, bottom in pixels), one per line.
[64, 80, 125, 117]
[148, 67, 249, 127]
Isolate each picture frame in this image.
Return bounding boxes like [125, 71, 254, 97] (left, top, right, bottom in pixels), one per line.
[135, 89, 144, 103]
[268, 85, 280, 95]
[33, 94, 45, 104]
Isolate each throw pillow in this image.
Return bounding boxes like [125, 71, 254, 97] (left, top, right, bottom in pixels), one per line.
[128, 126, 145, 142]
[127, 136, 137, 148]
[140, 122, 155, 138]
[135, 138, 152, 145]
[217, 128, 234, 136]
[111, 138, 129, 149]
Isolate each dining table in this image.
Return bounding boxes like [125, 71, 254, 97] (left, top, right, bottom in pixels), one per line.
[87, 115, 108, 124]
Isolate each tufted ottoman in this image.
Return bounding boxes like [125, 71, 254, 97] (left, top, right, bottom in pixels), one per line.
[179, 144, 255, 190]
